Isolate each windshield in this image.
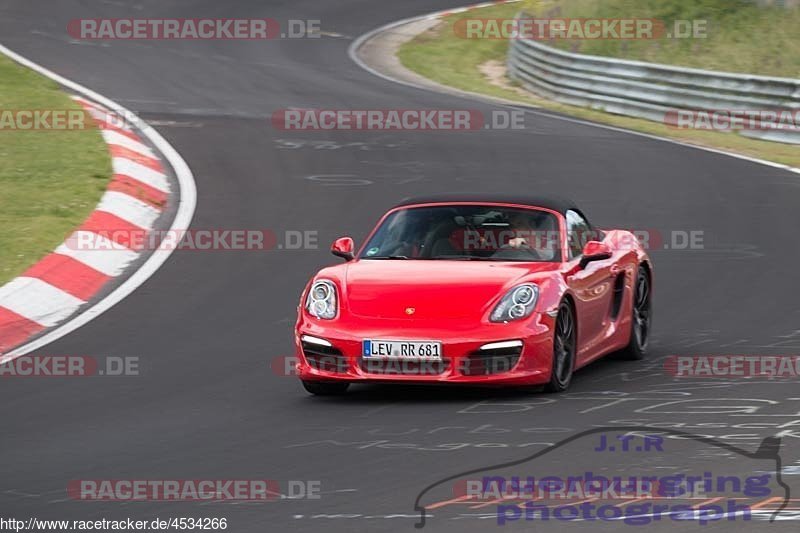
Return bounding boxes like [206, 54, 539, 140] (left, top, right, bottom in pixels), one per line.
[360, 205, 561, 262]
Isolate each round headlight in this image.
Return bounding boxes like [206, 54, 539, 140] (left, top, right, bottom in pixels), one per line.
[312, 284, 329, 301]
[509, 304, 527, 319]
[512, 285, 535, 305]
[306, 280, 338, 319]
[490, 283, 540, 323]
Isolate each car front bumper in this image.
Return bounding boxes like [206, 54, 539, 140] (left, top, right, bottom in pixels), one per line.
[294, 313, 555, 386]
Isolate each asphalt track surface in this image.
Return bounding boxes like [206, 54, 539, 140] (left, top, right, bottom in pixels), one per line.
[2, 1, 800, 532]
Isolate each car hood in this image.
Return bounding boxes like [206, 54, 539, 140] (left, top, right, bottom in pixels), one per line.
[341, 260, 558, 320]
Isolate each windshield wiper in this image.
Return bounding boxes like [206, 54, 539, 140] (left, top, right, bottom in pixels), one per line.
[363, 255, 410, 260]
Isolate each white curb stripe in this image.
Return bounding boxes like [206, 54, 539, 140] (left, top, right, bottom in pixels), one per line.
[72, 95, 109, 113]
[112, 157, 170, 193]
[56, 233, 141, 277]
[86, 108, 134, 133]
[72, 95, 139, 139]
[0, 277, 85, 327]
[96, 191, 161, 230]
[102, 129, 155, 156]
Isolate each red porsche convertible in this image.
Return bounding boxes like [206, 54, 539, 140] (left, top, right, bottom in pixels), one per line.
[294, 194, 652, 395]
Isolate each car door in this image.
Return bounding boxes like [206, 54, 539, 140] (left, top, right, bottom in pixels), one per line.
[563, 210, 617, 361]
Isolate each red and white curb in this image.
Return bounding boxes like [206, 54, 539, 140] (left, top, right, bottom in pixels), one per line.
[0, 43, 197, 362]
[0, 97, 171, 354]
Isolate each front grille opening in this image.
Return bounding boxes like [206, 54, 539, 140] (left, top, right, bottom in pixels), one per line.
[302, 341, 349, 373]
[359, 358, 450, 375]
[461, 345, 523, 376]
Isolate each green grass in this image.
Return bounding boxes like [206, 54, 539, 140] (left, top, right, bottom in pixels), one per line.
[0, 54, 111, 285]
[397, 2, 800, 168]
[521, 0, 800, 78]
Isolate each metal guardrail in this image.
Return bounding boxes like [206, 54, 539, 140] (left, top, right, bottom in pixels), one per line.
[507, 13, 800, 144]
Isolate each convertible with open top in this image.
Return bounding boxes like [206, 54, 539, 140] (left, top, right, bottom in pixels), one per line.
[294, 194, 652, 394]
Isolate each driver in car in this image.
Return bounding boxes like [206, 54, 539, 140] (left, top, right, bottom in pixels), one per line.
[506, 211, 537, 248]
[505, 212, 558, 260]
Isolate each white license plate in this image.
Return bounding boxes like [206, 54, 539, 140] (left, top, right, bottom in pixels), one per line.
[363, 340, 442, 360]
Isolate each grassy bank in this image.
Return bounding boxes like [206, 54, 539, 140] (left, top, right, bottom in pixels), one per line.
[0, 54, 111, 285]
[522, 0, 800, 78]
[397, 2, 800, 168]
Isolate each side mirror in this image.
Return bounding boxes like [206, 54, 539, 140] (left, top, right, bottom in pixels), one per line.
[579, 240, 611, 269]
[331, 237, 355, 261]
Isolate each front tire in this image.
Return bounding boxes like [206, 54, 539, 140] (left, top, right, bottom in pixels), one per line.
[619, 266, 651, 360]
[544, 300, 576, 393]
[301, 380, 350, 396]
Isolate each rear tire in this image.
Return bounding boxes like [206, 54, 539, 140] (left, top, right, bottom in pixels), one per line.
[618, 266, 651, 360]
[301, 380, 350, 396]
[544, 300, 576, 393]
